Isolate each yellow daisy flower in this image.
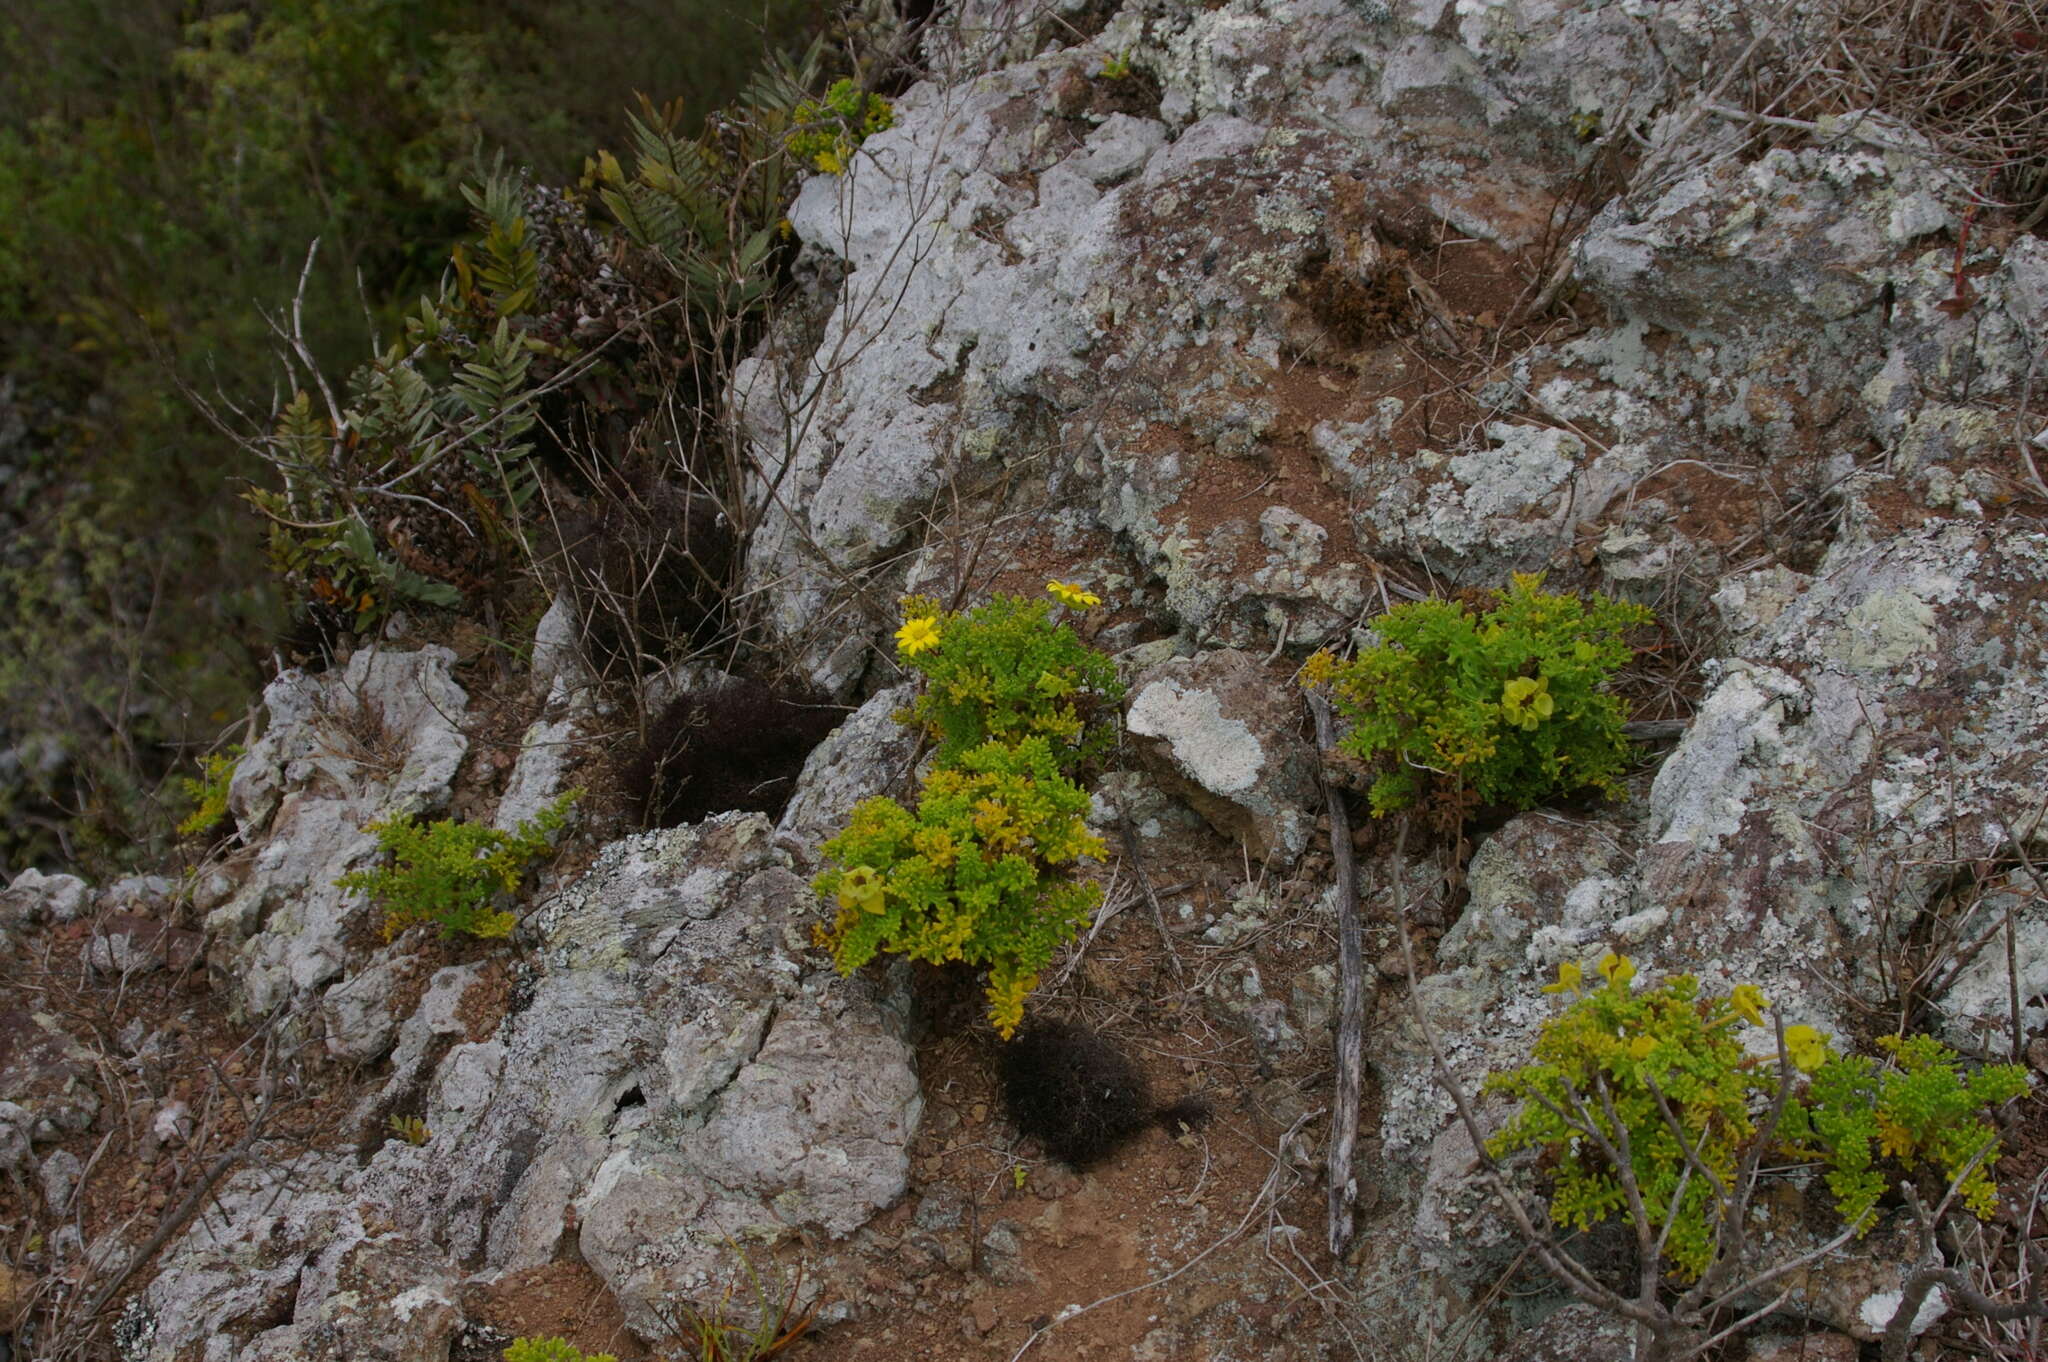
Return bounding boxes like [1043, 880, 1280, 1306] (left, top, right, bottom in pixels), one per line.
[1046, 580, 1102, 610]
[895, 615, 942, 656]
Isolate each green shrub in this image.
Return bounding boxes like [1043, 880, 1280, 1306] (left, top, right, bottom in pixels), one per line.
[1303, 573, 1651, 815]
[1785, 1031, 2033, 1231]
[175, 745, 243, 839]
[336, 791, 579, 941]
[815, 737, 1105, 1038]
[1486, 956, 2032, 1282]
[787, 78, 894, 174]
[503, 1339, 616, 1362]
[815, 586, 1119, 1037]
[893, 591, 1124, 772]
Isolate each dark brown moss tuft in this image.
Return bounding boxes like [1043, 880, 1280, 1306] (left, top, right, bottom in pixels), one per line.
[620, 682, 845, 829]
[541, 475, 735, 683]
[998, 1019, 1209, 1168]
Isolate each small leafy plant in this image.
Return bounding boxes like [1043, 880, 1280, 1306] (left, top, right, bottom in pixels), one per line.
[815, 585, 1118, 1036]
[336, 790, 579, 941]
[788, 78, 894, 175]
[650, 1244, 817, 1361]
[503, 1340, 617, 1362]
[386, 1113, 430, 1146]
[175, 745, 243, 838]
[1303, 573, 1651, 815]
[893, 589, 1124, 770]
[816, 737, 1106, 1037]
[1099, 51, 1135, 79]
[1786, 1031, 2032, 1231]
[1487, 955, 2032, 1283]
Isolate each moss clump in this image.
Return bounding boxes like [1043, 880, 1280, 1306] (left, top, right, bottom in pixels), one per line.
[336, 790, 578, 941]
[1304, 573, 1651, 815]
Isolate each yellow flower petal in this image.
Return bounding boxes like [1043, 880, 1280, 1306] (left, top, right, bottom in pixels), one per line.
[1784, 1024, 1829, 1073]
[1542, 960, 1584, 995]
[1729, 984, 1768, 1027]
[895, 616, 942, 656]
[1598, 952, 1635, 987]
[1046, 580, 1102, 610]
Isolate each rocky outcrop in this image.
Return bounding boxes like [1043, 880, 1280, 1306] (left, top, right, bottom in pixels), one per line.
[1125, 649, 1318, 865]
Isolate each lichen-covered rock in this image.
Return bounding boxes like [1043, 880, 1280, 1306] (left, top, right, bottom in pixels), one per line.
[143, 813, 921, 1357]
[1, 867, 89, 928]
[774, 683, 918, 870]
[1125, 649, 1318, 864]
[0, 1008, 101, 1142]
[208, 646, 472, 1017]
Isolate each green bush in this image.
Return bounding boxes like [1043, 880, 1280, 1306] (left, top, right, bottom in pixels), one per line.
[503, 1339, 616, 1362]
[175, 746, 243, 839]
[1785, 1031, 2033, 1231]
[1303, 573, 1651, 815]
[816, 737, 1106, 1037]
[893, 591, 1124, 772]
[336, 791, 578, 941]
[1486, 956, 2032, 1281]
[787, 78, 894, 174]
[815, 587, 1119, 1036]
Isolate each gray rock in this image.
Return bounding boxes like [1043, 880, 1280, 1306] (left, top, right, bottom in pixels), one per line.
[774, 683, 918, 870]
[492, 715, 581, 833]
[320, 955, 412, 1064]
[1499, 1302, 1635, 1362]
[0, 1009, 101, 1140]
[1126, 650, 1318, 864]
[1, 868, 89, 927]
[39, 1147, 81, 1213]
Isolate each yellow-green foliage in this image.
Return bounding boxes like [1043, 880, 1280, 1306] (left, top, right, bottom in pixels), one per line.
[816, 738, 1105, 1038]
[386, 1113, 430, 1146]
[1487, 957, 2032, 1281]
[1785, 1032, 2032, 1231]
[1304, 573, 1651, 815]
[336, 791, 578, 941]
[787, 78, 894, 174]
[894, 593, 1124, 770]
[1486, 957, 1766, 1280]
[815, 587, 1118, 1037]
[176, 745, 243, 838]
[503, 1339, 616, 1362]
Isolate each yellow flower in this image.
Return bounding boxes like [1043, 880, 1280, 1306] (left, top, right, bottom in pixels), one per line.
[1598, 952, 1635, 987]
[1628, 1034, 1657, 1061]
[1046, 580, 1102, 610]
[1729, 984, 1768, 1027]
[1877, 1117, 1916, 1161]
[895, 615, 942, 656]
[1542, 960, 1584, 995]
[836, 866, 887, 915]
[1500, 675, 1556, 731]
[1784, 1024, 1829, 1073]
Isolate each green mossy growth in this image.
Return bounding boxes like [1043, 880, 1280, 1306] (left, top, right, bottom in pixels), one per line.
[1304, 573, 1651, 815]
[336, 790, 579, 941]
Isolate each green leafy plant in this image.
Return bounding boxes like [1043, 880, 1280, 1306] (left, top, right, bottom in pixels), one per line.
[893, 590, 1124, 771]
[1486, 956, 2032, 1284]
[815, 586, 1119, 1036]
[504, 1339, 617, 1362]
[386, 1113, 431, 1146]
[816, 737, 1104, 1037]
[1786, 1032, 2032, 1232]
[1303, 573, 1651, 815]
[787, 77, 894, 175]
[336, 790, 579, 941]
[1099, 51, 1135, 79]
[176, 745, 244, 838]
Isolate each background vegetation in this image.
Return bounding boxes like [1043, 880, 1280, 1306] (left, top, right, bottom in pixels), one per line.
[0, 0, 825, 875]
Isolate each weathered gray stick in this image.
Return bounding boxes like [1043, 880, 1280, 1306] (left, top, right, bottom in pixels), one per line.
[1310, 692, 1371, 1258]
